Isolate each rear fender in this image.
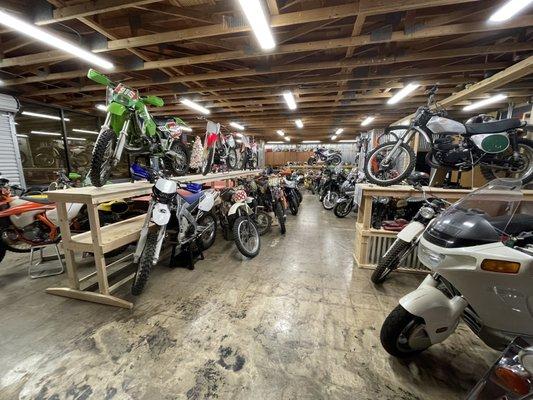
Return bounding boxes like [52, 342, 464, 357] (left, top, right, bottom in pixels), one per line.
[228, 202, 251, 216]
[400, 275, 467, 344]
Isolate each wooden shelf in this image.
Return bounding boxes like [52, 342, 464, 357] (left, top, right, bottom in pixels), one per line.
[68, 214, 149, 253]
[356, 223, 399, 237]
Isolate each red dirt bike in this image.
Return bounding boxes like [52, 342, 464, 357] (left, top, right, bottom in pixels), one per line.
[201, 121, 238, 175]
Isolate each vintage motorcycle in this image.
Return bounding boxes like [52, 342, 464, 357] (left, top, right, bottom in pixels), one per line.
[365, 85, 533, 186]
[202, 121, 238, 175]
[307, 147, 342, 166]
[240, 134, 258, 170]
[333, 168, 359, 218]
[87, 69, 190, 186]
[321, 168, 346, 210]
[380, 179, 533, 358]
[131, 177, 218, 295]
[282, 176, 300, 215]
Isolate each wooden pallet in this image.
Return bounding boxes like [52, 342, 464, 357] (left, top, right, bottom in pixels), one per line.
[45, 170, 261, 308]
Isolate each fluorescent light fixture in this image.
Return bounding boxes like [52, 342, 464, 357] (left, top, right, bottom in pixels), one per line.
[331, 135, 337, 141]
[30, 131, 61, 136]
[284, 136, 290, 142]
[361, 116, 375, 126]
[96, 104, 107, 112]
[276, 129, 285, 136]
[339, 139, 358, 143]
[302, 140, 320, 143]
[67, 137, 86, 141]
[237, 0, 275, 50]
[267, 141, 284, 144]
[387, 83, 420, 105]
[295, 119, 303, 128]
[335, 128, 344, 135]
[282, 91, 297, 110]
[489, 0, 533, 22]
[235, 132, 243, 138]
[180, 126, 193, 132]
[21, 111, 70, 121]
[16, 134, 28, 138]
[0, 11, 113, 70]
[72, 128, 98, 134]
[0, 79, 4, 85]
[463, 94, 508, 111]
[230, 121, 245, 130]
[180, 98, 210, 115]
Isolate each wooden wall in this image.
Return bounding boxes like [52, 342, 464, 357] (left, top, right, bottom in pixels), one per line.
[265, 151, 314, 166]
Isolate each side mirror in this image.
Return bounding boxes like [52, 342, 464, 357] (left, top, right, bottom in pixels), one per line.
[87, 69, 111, 86]
[143, 96, 164, 107]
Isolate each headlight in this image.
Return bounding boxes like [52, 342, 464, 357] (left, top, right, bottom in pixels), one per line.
[419, 206, 435, 220]
[418, 244, 445, 268]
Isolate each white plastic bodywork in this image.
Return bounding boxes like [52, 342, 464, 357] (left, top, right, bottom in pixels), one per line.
[152, 203, 171, 226]
[155, 178, 177, 194]
[400, 274, 468, 344]
[426, 116, 466, 134]
[397, 221, 426, 242]
[9, 198, 42, 228]
[46, 203, 84, 225]
[228, 202, 252, 216]
[198, 191, 216, 212]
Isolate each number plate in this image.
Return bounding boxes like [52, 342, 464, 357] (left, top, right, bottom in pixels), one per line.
[113, 83, 139, 100]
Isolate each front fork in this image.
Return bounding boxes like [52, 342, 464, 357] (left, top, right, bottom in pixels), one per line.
[382, 128, 416, 164]
[112, 118, 131, 167]
[134, 201, 154, 263]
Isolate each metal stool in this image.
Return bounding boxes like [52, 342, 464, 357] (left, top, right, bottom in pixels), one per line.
[28, 244, 65, 279]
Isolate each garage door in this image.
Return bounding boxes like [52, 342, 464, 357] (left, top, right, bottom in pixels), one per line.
[0, 94, 24, 187]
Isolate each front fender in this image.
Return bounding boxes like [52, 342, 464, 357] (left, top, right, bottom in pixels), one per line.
[228, 202, 251, 216]
[397, 221, 425, 242]
[400, 275, 467, 345]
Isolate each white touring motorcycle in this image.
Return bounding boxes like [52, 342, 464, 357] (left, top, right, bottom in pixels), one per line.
[131, 178, 218, 295]
[381, 179, 533, 358]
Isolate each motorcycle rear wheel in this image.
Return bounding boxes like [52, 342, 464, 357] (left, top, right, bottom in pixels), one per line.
[131, 230, 158, 295]
[275, 202, 286, 234]
[322, 192, 339, 210]
[90, 129, 117, 187]
[333, 200, 351, 218]
[164, 141, 189, 176]
[365, 141, 416, 186]
[233, 216, 260, 258]
[480, 138, 533, 184]
[254, 210, 271, 236]
[197, 213, 217, 250]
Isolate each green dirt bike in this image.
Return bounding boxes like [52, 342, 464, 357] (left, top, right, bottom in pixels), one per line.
[87, 69, 190, 187]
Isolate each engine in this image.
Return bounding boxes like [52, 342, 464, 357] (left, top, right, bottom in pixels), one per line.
[18, 221, 49, 242]
[431, 135, 471, 167]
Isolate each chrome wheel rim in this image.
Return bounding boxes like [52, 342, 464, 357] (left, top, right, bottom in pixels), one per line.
[367, 145, 411, 183]
[491, 143, 533, 180]
[238, 219, 259, 253]
[397, 320, 431, 352]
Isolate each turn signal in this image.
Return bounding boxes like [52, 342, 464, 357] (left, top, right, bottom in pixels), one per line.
[494, 366, 531, 395]
[481, 259, 520, 274]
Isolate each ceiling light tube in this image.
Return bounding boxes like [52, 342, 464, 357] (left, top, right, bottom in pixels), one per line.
[361, 116, 375, 126]
[295, 119, 303, 129]
[72, 128, 98, 134]
[267, 141, 284, 144]
[16, 134, 28, 138]
[21, 111, 70, 121]
[230, 121, 245, 130]
[302, 140, 320, 143]
[335, 128, 344, 135]
[276, 129, 285, 136]
[387, 83, 420, 105]
[30, 131, 61, 136]
[0, 11, 113, 70]
[339, 140, 358, 143]
[463, 94, 508, 111]
[284, 136, 290, 142]
[237, 0, 275, 50]
[489, 0, 533, 22]
[67, 137, 87, 141]
[282, 91, 297, 110]
[180, 98, 210, 115]
[331, 135, 338, 141]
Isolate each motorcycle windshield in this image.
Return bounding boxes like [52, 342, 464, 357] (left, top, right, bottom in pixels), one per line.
[423, 178, 525, 248]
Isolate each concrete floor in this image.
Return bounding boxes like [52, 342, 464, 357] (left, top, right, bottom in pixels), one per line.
[0, 194, 497, 399]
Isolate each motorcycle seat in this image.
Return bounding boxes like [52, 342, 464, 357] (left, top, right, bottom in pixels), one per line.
[465, 118, 522, 135]
[20, 195, 54, 205]
[488, 214, 533, 235]
[179, 190, 203, 205]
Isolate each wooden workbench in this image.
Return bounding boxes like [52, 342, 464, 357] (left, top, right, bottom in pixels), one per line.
[45, 169, 261, 309]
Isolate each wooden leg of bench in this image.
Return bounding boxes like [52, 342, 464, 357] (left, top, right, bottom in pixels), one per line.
[46, 287, 133, 309]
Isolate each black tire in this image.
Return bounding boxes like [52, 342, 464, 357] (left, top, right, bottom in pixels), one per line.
[480, 138, 533, 185]
[197, 212, 217, 250]
[227, 148, 238, 170]
[322, 191, 339, 210]
[232, 216, 260, 258]
[333, 200, 352, 218]
[307, 157, 317, 165]
[330, 154, 342, 165]
[295, 189, 303, 204]
[0, 229, 32, 253]
[371, 239, 413, 284]
[288, 196, 299, 215]
[241, 151, 249, 170]
[35, 151, 55, 167]
[164, 142, 189, 176]
[254, 210, 272, 236]
[202, 146, 215, 176]
[0, 242, 6, 264]
[275, 202, 286, 234]
[90, 129, 117, 187]
[131, 230, 158, 295]
[377, 131, 399, 145]
[365, 141, 416, 186]
[380, 305, 431, 358]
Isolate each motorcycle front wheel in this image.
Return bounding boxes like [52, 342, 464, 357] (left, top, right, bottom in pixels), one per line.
[131, 230, 158, 295]
[333, 200, 352, 218]
[365, 141, 416, 186]
[288, 195, 299, 215]
[90, 129, 117, 187]
[274, 202, 286, 234]
[202, 146, 215, 176]
[480, 138, 533, 184]
[381, 305, 431, 358]
[227, 148, 238, 170]
[371, 239, 413, 284]
[164, 141, 189, 176]
[233, 216, 260, 258]
[322, 192, 339, 210]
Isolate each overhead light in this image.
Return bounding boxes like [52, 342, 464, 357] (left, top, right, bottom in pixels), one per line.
[230, 121, 245, 130]
[180, 98, 210, 115]
[21, 111, 70, 121]
[235, 132, 243, 138]
[463, 94, 508, 111]
[489, 0, 533, 22]
[267, 141, 284, 144]
[0, 79, 4, 85]
[30, 131, 61, 136]
[331, 135, 337, 141]
[67, 137, 86, 141]
[387, 83, 420, 105]
[96, 104, 107, 112]
[0, 11, 113, 70]
[361, 116, 375, 126]
[335, 128, 344, 135]
[295, 119, 303, 129]
[276, 129, 285, 136]
[282, 91, 297, 110]
[339, 139, 358, 143]
[237, 0, 275, 50]
[72, 128, 98, 134]
[284, 136, 290, 142]
[302, 140, 320, 143]
[180, 126, 193, 132]
[16, 134, 28, 138]
[236, 139, 243, 144]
